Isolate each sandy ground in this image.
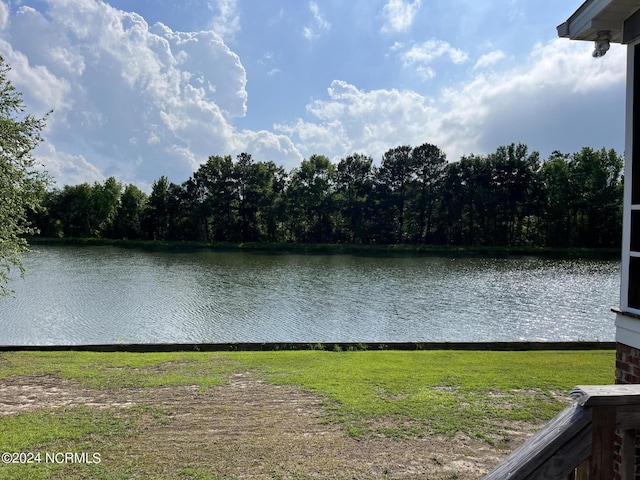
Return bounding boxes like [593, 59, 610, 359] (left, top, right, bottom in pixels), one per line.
[0, 373, 543, 479]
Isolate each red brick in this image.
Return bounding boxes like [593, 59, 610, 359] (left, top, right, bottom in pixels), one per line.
[620, 362, 632, 373]
[615, 344, 640, 480]
[630, 356, 640, 368]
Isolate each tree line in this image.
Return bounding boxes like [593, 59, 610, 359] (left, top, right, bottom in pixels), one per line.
[30, 143, 624, 248]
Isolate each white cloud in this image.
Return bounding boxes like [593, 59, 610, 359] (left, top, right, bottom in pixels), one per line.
[401, 40, 469, 80]
[474, 50, 506, 69]
[275, 79, 439, 160]
[0, 0, 301, 187]
[0, 39, 71, 114]
[310, 2, 330, 30]
[0, 1, 8, 31]
[37, 144, 105, 187]
[1, 1, 626, 190]
[403, 40, 469, 65]
[389, 41, 404, 52]
[302, 26, 314, 41]
[48, 46, 86, 76]
[440, 39, 625, 157]
[275, 38, 626, 165]
[303, 1, 331, 41]
[380, 0, 422, 34]
[208, 0, 240, 41]
[239, 130, 303, 167]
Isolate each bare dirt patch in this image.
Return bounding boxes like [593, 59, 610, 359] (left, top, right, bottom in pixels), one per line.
[0, 373, 541, 479]
[0, 375, 141, 414]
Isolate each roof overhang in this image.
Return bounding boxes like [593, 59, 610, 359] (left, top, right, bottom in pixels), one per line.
[558, 0, 640, 44]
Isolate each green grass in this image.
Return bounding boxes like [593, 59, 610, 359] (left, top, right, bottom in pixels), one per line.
[0, 407, 133, 480]
[0, 350, 615, 438]
[0, 349, 616, 478]
[228, 350, 614, 439]
[0, 351, 240, 390]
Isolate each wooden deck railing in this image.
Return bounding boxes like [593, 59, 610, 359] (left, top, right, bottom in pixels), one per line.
[483, 385, 640, 480]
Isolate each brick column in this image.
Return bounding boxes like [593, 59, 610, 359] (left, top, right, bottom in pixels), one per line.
[617, 343, 640, 384]
[615, 343, 640, 480]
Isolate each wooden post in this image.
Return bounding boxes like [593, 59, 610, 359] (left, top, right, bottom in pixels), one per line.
[589, 405, 616, 479]
[621, 429, 636, 480]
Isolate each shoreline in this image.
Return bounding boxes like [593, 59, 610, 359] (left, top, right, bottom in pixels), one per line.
[0, 340, 616, 352]
[25, 236, 621, 258]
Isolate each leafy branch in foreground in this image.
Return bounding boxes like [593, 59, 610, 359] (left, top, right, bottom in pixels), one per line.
[0, 56, 50, 297]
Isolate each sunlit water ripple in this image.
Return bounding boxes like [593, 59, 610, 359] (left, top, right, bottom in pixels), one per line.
[0, 246, 620, 345]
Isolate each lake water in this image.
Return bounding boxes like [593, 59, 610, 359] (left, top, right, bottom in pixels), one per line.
[0, 245, 621, 345]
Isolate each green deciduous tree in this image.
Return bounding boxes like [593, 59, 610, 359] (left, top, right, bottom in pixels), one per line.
[335, 153, 374, 243]
[27, 139, 624, 250]
[0, 57, 50, 296]
[91, 176, 122, 237]
[569, 147, 623, 247]
[58, 183, 94, 238]
[240, 159, 287, 242]
[113, 183, 147, 239]
[440, 154, 492, 245]
[540, 151, 572, 247]
[143, 175, 171, 240]
[376, 145, 414, 243]
[194, 155, 237, 241]
[486, 143, 541, 246]
[410, 143, 447, 244]
[287, 154, 336, 243]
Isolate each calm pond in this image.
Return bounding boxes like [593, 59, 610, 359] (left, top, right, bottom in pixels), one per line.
[0, 245, 621, 345]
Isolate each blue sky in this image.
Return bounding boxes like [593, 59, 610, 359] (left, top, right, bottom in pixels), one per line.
[0, 0, 627, 190]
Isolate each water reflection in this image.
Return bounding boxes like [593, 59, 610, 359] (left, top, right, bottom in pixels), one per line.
[0, 246, 620, 345]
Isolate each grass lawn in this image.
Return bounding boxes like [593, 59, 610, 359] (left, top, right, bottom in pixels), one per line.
[231, 349, 614, 436]
[0, 349, 615, 479]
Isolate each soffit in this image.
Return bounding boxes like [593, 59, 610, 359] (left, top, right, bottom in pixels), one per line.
[558, 0, 640, 43]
